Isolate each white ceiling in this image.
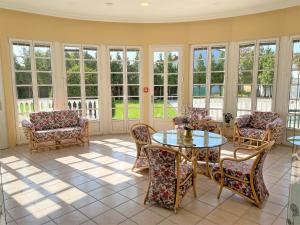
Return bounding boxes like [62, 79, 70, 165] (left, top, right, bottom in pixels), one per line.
[0, 0, 300, 23]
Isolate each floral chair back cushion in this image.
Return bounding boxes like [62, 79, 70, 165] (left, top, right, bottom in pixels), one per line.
[144, 146, 177, 209]
[132, 125, 151, 144]
[187, 107, 208, 120]
[54, 110, 79, 128]
[30, 112, 55, 131]
[250, 111, 279, 130]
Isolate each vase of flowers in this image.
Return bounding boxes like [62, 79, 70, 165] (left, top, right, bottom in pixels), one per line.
[182, 117, 193, 138]
[223, 112, 233, 127]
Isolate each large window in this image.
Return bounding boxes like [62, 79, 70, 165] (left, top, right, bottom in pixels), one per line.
[236, 41, 277, 116]
[152, 50, 180, 119]
[11, 41, 53, 124]
[288, 39, 300, 128]
[109, 47, 141, 120]
[64, 45, 99, 120]
[192, 45, 226, 120]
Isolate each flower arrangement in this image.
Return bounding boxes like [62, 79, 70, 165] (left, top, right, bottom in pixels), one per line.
[182, 117, 193, 130]
[223, 112, 233, 124]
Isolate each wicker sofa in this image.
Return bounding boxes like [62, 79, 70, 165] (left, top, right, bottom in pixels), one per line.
[22, 110, 89, 152]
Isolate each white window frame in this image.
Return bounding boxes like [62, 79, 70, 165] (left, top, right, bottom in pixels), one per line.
[9, 39, 56, 128]
[235, 39, 279, 116]
[149, 45, 183, 124]
[107, 46, 143, 125]
[63, 44, 101, 121]
[190, 43, 228, 121]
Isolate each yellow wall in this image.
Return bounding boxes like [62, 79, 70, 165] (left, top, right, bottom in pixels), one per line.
[1, 6, 300, 147]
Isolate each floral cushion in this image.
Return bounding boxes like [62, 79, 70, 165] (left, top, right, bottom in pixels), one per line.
[239, 128, 266, 140]
[30, 112, 55, 131]
[33, 130, 56, 142]
[54, 110, 79, 128]
[178, 163, 193, 183]
[55, 127, 82, 140]
[250, 111, 279, 130]
[134, 145, 149, 169]
[212, 159, 254, 181]
[132, 125, 151, 144]
[235, 115, 251, 128]
[197, 148, 220, 163]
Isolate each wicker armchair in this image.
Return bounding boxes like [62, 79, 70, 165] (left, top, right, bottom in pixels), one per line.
[143, 144, 197, 213]
[173, 107, 208, 129]
[130, 123, 156, 172]
[212, 141, 274, 207]
[234, 111, 284, 147]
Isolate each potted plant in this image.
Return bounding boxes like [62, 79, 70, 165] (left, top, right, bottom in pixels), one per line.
[223, 112, 233, 127]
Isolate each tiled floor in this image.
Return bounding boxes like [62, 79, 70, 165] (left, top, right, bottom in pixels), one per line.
[0, 134, 291, 225]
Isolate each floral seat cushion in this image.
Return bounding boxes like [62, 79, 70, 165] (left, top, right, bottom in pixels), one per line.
[33, 130, 56, 142]
[239, 128, 266, 140]
[212, 159, 254, 181]
[55, 127, 82, 140]
[197, 148, 219, 163]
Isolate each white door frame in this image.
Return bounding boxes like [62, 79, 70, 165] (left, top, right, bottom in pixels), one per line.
[0, 56, 8, 149]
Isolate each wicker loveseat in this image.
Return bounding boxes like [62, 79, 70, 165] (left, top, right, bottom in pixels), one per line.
[22, 110, 89, 152]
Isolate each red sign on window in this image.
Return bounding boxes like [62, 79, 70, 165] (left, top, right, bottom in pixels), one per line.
[143, 87, 149, 93]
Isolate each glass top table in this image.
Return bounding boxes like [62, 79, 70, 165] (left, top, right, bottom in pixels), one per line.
[287, 136, 300, 146]
[152, 129, 227, 149]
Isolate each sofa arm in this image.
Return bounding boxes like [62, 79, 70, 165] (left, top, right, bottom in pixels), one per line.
[266, 117, 284, 130]
[235, 115, 251, 128]
[173, 116, 188, 126]
[21, 119, 34, 131]
[79, 117, 89, 129]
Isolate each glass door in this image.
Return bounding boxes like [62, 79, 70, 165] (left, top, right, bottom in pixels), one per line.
[150, 47, 182, 130]
[109, 47, 141, 132]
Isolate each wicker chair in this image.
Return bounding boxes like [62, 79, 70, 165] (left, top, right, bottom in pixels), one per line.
[212, 141, 274, 207]
[130, 123, 156, 172]
[172, 107, 208, 129]
[234, 111, 284, 147]
[143, 144, 197, 213]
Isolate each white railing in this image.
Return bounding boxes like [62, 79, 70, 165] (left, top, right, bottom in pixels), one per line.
[17, 99, 34, 114]
[67, 98, 99, 120]
[39, 99, 54, 111]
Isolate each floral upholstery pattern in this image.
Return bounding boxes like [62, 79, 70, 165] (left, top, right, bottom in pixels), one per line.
[30, 112, 55, 131]
[173, 108, 208, 129]
[234, 111, 284, 144]
[22, 110, 89, 151]
[239, 128, 266, 140]
[197, 148, 220, 163]
[131, 125, 151, 144]
[144, 146, 195, 210]
[54, 110, 79, 128]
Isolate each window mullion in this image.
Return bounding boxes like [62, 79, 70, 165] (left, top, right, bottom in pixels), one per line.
[206, 46, 211, 111]
[252, 42, 259, 111]
[31, 42, 39, 112]
[80, 46, 86, 117]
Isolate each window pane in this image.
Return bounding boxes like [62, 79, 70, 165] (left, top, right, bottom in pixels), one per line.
[14, 57, 31, 70]
[154, 52, 164, 63]
[211, 72, 224, 84]
[110, 61, 123, 72]
[127, 49, 139, 61]
[257, 71, 274, 85]
[167, 97, 178, 118]
[154, 86, 164, 96]
[128, 73, 139, 84]
[84, 61, 97, 72]
[168, 75, 178, 85]
[237, 85, 251, 97]
[210, 98, 224, 109]
[36, 58, 51, 71]
[194, 48, 207, 61]
[37, 72, 52, 85]
[110, 49, 123, 60]
[154, 74, 163, 85]
[86, 86, 98, 97]
[210, 85, 224, 97]
[128, 86, 139, 96]
[168, 62, 178, 73]
[13, 43, 30, 57]
[112, 97, 124, 120]
[193, 60, 207, 72]
[212, 47, 225, 59]
[67, 86, 81, 97]
[128, 97, 140, 107]
[65, 46, 80, 59]
[154, 63, 164, 73]
[39, 99, 53, 111]
[67, 73, 80, 84]
[168, 86, 177, 96]
[209, 109, 223, 121]
[17, 87, 33, 99]
[168, 51, 179, 61]
[34, 45, 51, 57]
[259, 43, 276, 56]
[237, 97, 251, 110]
[66, 60, 80, 72]
[258, 56, 275, 70]
[239, 57, 253, 71]
[193, 73, 206, 84]
[256, 85, 273, 98]
[257, 98, 272, 111]
[38, 86, 53, 98]
[83, 48, 97, 59]
[16, 72, 32, 85]
[290, 84, 300, 99]
[154, 97, 164, 118]
[127, 61, 139, 72]
[128, 108, 140, 119]
[238, 72, 252, 84]
[86, 98, 99, 120]
[193, 98, 205, 108]
[111, 73, 123, 84]
[292, 56, 300, 71]
[85, 73, 98, 84]
[193, 85, 206, 97]
[239, 44, 255, 58]
[211, 58, 225, 71]
[111, 86, 123, 96]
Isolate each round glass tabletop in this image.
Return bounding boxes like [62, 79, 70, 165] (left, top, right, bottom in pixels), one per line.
[152, 129, 227, 149]
[287, 136, 300, 146]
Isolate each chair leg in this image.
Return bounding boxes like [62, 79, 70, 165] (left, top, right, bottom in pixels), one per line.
[217, 185, 223, 199]
[193, 182, 197, 198]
